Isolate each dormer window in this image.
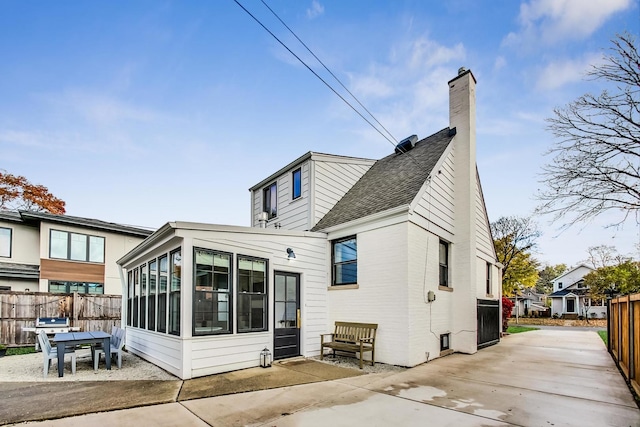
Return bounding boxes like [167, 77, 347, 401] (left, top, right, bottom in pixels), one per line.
[292, 168, 301, 200]
[263, 182, 277, 219]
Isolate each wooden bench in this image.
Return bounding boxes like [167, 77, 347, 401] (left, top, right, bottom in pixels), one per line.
[320, 321, 378, 369]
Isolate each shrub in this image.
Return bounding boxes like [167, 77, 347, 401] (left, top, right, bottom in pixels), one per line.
[501, 297, 514, 332]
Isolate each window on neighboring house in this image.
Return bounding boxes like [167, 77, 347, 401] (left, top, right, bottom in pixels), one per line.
[237, 256, 268, 332]
[332, 236, 357, 285]
[263, 182, 277, 219]
[194, 248, 232, 335]
[292, 168, 301, 200]
[486, 262, 491, 295]
[49, 230, 105, 263]
[169, 250, 181, 336]
[0, 227, 12, 258]
[157, 255, 168, 333]
[48, 281, 104, 294]
[440, 333, 450, 351]
[558, 282, 563, 289]
[439, 240, 449, 287]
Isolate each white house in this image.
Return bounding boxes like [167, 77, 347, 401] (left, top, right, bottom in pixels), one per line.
[0, 210, 151, 295]
[549, 264, 606, 318]
[117, 68, 502, 380]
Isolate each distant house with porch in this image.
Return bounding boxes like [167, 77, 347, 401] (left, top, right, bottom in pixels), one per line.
[549, 264, 605, 318]
[117, 68, 503, 380]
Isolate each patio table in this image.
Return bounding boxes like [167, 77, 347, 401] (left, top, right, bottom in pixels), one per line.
[53, 331, 111, 377]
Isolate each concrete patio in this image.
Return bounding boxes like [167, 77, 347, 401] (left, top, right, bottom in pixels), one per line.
[4, 329, 639, 426]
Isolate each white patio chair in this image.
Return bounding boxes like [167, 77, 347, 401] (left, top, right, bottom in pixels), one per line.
[94, 326, 126, 370]
[37, 330, 76, 378]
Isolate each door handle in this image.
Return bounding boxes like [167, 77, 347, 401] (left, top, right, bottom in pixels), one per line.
[297, 309, 301, 329]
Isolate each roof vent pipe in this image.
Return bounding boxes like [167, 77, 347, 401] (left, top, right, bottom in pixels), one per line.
[258, 212, 268, 228]
[395, 135, 418, 154]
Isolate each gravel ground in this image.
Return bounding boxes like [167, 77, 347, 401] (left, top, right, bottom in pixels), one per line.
[0, 348, 404, 382]
[311, 354, 407, 374]
[0, 348, 178, 382]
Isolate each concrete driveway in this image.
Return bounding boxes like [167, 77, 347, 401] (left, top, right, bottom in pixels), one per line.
[9, 329, 640, 427]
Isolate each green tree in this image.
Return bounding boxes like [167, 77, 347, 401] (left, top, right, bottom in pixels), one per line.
[491, 215, 541, 295]
[536, 264, 567, 294]
[584, 260, 640, 299]
[502, 251, 539, 296]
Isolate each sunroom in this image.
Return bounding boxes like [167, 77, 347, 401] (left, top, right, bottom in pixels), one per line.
[117, 222, 328, 380]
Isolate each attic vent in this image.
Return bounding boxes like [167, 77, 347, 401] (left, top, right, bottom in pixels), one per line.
[395, 135, 418, 154]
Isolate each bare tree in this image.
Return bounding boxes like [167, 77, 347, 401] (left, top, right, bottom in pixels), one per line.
[538, 32, 640, 228]
[583, 244, 627, 269]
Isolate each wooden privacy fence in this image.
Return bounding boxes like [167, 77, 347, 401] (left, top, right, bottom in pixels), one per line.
[0, 291, 122, 347]
[609, 293, 640, 396]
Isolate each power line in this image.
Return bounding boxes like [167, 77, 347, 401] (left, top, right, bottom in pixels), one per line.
[259, 0, 398, 145]
[232, 0, 399, 148]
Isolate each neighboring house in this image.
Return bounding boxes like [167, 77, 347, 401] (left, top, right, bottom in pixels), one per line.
[510, 288, 549, 317]
[549, 264, 606, 318]
[0, 210, 152, 295]
[117, 68, 503, 380]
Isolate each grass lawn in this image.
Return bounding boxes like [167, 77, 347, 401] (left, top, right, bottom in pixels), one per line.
[507, 325, 539, 334]
[597, 330, 608, 346]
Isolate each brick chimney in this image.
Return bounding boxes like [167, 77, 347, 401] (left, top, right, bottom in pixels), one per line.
[449, 67, 478, 354]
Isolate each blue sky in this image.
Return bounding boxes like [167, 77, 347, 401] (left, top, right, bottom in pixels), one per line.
[1, 0, 638, 267]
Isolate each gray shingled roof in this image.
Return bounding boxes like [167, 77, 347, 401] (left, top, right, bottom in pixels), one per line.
[18, 211, 154, 237]
[312, 128, 454, 231]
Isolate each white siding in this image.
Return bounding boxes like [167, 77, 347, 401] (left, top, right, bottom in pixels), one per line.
[552, 265, 593, 292]
[475, 172, 495, 259]
[126, 328, 183, 378]
[313, 161, 371, 225]
[327, 222, 411, 366]
[121, 225, 328, 379]
[251, 161, 311, 231]
[413, 148, 455, 234]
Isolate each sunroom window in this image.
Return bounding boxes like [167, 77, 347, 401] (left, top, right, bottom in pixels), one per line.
[237, 256, 268, 332]
[194, 248, 232, 335]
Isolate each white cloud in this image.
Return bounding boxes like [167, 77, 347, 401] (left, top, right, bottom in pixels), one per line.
[536, 52, 602, 90]
[504, 0, 632, 47]
[306, 0, 324, 19]
[494, 56, 507, 71]
[345, 36, 466, 147]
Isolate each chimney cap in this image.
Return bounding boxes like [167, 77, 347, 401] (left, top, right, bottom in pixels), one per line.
[458, 67, 467, 75]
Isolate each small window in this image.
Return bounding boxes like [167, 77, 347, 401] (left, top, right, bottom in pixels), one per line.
[558, 282, 563, 289]
[194, 248, 232, 335]
[332, 236, 357, 285]
[0, 227, 11, 258]
[440, 333, 450, 351]
[439, 240, 449, 287]
[486, 263, 491, 295]
[237, 256, 268, 333]
[292, 168, 302, 199]
[263, 182, 277, 219]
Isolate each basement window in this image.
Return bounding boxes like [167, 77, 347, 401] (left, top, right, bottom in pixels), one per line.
[440, 333, 450, 351]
